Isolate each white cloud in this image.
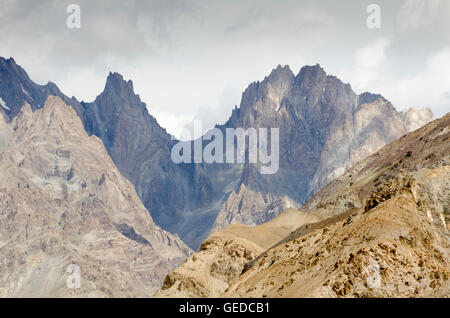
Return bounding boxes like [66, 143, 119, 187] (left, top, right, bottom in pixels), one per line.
[345, 39, 450, 117]
[151, 110, 194, 140]
[349, 38, 391, 91]
[390, 47, 450, 114]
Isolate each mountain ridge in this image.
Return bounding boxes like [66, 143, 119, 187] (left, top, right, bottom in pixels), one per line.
[0, 56, 434, 249]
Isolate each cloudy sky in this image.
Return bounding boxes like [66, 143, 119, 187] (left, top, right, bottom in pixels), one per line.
[0, 0, 449, 138]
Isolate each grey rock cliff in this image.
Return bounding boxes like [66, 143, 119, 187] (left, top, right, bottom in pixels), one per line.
[81, 73, 214, 247]
[222, 64, 434, 201]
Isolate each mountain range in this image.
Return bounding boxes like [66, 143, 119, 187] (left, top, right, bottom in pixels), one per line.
[0, 57, 433, 251]
[157, 112, 450, 298]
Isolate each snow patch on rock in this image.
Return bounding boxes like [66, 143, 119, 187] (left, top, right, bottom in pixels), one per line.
[0, 97, 10, 111]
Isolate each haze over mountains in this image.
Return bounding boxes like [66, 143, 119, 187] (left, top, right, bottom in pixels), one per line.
[0, 56, 433, 251]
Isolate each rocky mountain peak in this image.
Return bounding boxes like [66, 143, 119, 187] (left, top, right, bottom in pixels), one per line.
[358, 91, 388, 106]
[295, 63, 326, 80]
[295, 64, 355, 111]
[44, 81, 60, 91]
[96, 72, 141, 108]
[11, 97, 85, 149]
[265, 64, 294, 84]
[40, 95, 78, 121]
[0, 56, 22, 74]
[105, 72, 134, 92]
[400, 107, 434, 132]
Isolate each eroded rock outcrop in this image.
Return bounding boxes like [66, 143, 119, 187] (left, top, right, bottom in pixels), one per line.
[209, 183, 297, 235]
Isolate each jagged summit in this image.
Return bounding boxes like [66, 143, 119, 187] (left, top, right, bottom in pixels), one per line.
[222, 61, 433, 214]
[93, 72, 142, 108]
[0, 56, 21, 71]
[296, 63, 326, 77]
[80, 70, 214, 245]
[105, 72, 135, 93]
[358, 91, 388, 106]
[265, 64, 294, 82]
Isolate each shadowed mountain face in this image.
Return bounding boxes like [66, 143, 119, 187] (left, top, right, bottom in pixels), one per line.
[0, 57, 434, 250]
[81, 73, 213, 240]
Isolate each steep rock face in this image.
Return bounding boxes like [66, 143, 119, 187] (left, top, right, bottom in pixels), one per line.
[307, 97, 433, 196]
[400, 107, 435, 132]
[0, 96, 191, 297]
[82, 73, 214, 246]
[223, 65, 434, 202]
[0, 111, 10, 151]
[223, 113, 450, 298]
